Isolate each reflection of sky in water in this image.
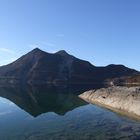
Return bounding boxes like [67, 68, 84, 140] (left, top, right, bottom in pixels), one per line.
[0, 98, 16, 116]
[0, 97, 140, 140]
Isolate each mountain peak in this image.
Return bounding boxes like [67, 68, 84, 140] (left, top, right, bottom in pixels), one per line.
[32, 48, 43, 52]
[107, 64, 124, 67]
[29, 48, 47, 56]
[56, 50, 69, 56]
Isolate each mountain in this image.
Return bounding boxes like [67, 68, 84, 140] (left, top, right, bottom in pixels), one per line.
[0, 48, 138, 86]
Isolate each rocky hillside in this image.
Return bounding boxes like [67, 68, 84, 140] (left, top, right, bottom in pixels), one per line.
[0, 48, 138, 86]
[107, 74, 140, 86]
[125, 74, 140, 84]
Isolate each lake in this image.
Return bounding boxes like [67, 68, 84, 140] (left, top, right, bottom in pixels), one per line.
[0, 86, 140, 140]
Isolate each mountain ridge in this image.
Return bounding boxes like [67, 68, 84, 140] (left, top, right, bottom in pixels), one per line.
[0, 48, 138, 86]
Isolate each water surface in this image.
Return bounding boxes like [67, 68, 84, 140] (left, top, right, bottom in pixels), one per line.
[0, 86, 140, 140]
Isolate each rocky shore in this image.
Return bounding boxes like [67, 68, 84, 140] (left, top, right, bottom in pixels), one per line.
[79, 86, 140, 118]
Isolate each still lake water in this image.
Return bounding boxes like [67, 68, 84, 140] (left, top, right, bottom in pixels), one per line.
[0, 86, 140, 140]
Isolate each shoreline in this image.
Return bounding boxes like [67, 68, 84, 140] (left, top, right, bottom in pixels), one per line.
[79, 86, 140, 120]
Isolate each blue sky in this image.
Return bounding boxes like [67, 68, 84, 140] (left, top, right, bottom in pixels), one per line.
[0, 0, 140, 70]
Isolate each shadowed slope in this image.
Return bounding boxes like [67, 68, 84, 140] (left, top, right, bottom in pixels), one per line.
[0, 48, 138, 86]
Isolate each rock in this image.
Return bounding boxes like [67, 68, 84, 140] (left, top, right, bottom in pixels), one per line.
[79, 86, 140, 118]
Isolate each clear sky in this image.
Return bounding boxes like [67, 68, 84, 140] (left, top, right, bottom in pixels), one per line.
[0, 0, 140, 70]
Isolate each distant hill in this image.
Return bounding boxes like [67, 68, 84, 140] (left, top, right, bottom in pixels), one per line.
[0, 48, 138, 86]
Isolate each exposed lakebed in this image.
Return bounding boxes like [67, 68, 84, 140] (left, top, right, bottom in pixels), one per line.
[0, 86, 140, 140]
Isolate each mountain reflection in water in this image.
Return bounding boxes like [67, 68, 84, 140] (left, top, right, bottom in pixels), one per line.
[0, 85, 140, 140]
[0, 85, 89, 117]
